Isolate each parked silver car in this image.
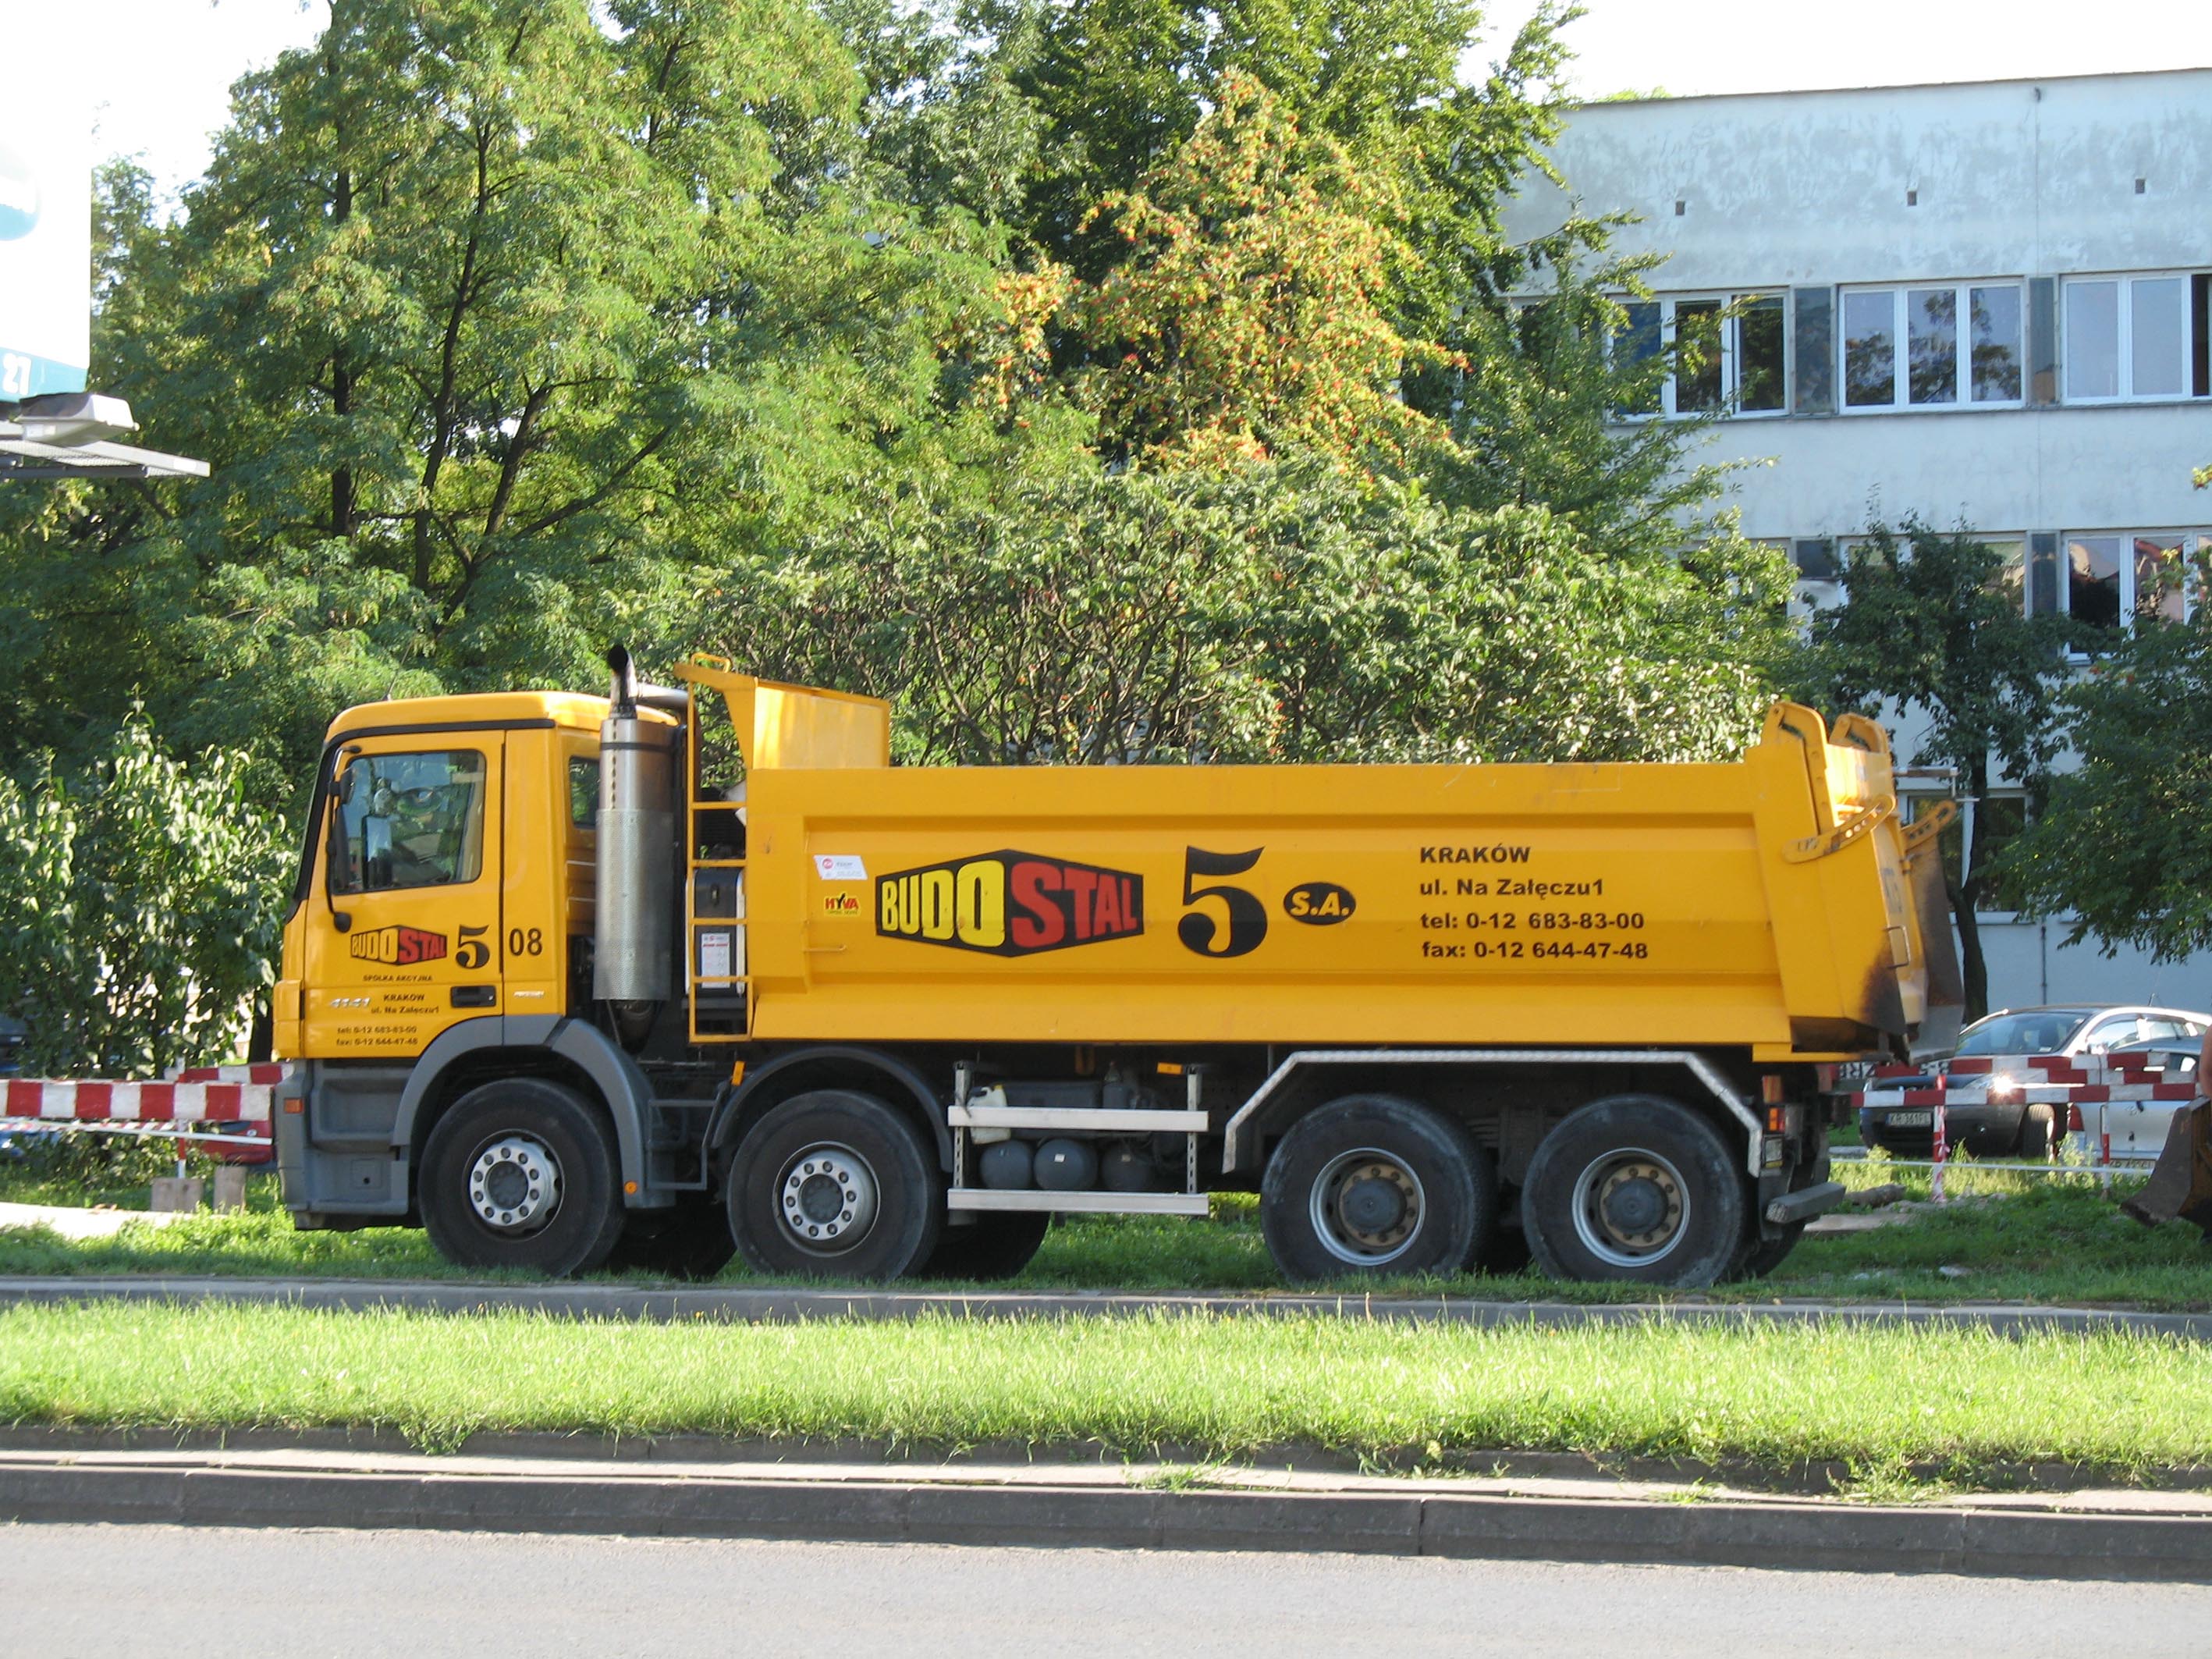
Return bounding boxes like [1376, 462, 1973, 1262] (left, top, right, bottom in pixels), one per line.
[1860, 1004, 2210, 1157]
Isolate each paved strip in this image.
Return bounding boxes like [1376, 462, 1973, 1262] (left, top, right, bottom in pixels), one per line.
[1, 1274, 2209, 1338]
[2, 1448, 2209, 1580]
[0, 1203, 193, 1240]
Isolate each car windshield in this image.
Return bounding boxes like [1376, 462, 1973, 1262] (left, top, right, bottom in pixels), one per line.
[1952, 1010, 2098, 1058]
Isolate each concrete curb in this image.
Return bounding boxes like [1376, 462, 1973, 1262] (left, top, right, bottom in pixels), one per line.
[2, 1274, 2210, 1338]
[3, 1455, 2209, 1579]
[5, 1424, 2203, 1497]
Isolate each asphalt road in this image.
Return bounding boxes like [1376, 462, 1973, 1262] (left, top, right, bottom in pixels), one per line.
[11, 1524, 2210, 1657]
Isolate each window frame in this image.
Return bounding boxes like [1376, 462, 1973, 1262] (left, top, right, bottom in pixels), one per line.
[2061, 270, 2200, 405]
[2025, 528, 2212, 634]
[1612, 290, 1790, 421]
[1837, 279, 2028, 414]
[327, 748, 491, 897]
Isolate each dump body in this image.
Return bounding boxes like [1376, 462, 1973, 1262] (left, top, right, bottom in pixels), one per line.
[745, 704, 1943, 1062]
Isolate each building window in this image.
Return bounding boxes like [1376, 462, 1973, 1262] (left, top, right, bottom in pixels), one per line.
[1614, 292, 1785, 417]
[2025, 531, 2209, 630]
[1841, 282, 2025, 410]
[2063, 272, 2208, 403]
[1788, 538, 1842, 621]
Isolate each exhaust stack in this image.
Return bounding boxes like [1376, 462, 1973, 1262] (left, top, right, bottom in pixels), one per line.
[595, 646, 680, 1043]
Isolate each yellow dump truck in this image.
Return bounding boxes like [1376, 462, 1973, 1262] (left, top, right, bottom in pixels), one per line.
[272, 650, 1962, 1287]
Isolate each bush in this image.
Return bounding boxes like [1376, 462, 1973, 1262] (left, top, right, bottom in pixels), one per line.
[0, 714, 292, 1077]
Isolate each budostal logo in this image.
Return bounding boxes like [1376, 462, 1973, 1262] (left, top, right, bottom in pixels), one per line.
[877, 851, 1143, 956]
[349, 924, 449, 965]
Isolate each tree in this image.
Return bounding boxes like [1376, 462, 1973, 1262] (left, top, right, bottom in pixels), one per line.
[1078, 72, 1450, 468]
[0, 0, 1014, 794]
[1790, 520, 2072, 1019]
[0, 716, 292, 1077]
[2001, 591, 2212, 961]
[697, 456, 1792, 769]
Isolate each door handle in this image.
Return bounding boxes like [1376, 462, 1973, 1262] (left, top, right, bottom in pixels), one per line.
[450, 985, 498, 1008]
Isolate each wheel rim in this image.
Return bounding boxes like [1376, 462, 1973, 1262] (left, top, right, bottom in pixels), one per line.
[1308, 1146, 1426, 1266]
[1569, 1146, 1689, 1268]
[467, 1134, 563, 1234]
[776, 1142, 879, 1254]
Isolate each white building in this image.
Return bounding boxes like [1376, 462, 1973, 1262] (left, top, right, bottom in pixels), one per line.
[1504, 67, 2212, 1017]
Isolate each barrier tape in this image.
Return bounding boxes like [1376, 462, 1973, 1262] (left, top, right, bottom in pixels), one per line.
[1848, 1054, 2200, 1111]
[0, 1078, 275, 1123]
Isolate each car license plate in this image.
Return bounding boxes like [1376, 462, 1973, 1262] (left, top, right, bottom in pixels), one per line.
[1885, 1110, 1933, 1127]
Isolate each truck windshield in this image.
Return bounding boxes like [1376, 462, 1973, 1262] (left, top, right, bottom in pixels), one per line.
[1951, 1009, 2097, 1058]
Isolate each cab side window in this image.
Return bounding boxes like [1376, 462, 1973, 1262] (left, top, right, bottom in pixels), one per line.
[569, 757, 599, 829]
[328, 751, 488, 894]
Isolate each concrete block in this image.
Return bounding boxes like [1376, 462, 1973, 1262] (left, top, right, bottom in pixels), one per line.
[211, 1167, 250, 1212]
[149, 1177, 205, 1213]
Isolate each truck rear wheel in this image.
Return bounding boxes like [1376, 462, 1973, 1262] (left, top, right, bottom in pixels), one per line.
[1260, 1095, 1493, 1283]
[1521, 1095, 1745, 1288]
[726, 1089, 942, 1281]
[921, 1213, 1052, 1281]
[419, 1078, 627, 1278]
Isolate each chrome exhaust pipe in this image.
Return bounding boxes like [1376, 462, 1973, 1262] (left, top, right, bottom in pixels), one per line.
[595, 647, 678, 1042]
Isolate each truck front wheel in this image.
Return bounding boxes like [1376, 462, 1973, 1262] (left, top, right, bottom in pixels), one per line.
[1260, 1095, 1493, 1283]
[1521, 1096, 1745, 1288]
[726, 1089, 943, 1281]
[419, 1078, 627, 1277]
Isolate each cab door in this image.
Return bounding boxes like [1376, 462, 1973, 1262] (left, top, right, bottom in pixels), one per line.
[301, 739, 505, 1058]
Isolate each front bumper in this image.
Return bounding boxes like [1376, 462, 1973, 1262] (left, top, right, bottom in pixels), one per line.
[1859, 1099, 2026, 1157]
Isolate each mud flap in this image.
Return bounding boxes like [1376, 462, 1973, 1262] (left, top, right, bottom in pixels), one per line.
[2123, 1103, 2212, 1235]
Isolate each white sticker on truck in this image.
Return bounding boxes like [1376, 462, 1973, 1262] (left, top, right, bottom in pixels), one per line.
[814, 854, 868, 881]
[699, 931, 732, 979]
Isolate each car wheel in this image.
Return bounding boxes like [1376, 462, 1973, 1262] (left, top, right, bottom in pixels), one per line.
[1521, 1095, 1746, 1288]
[1261, 1095, 1493, 1283]
[419, 1078, 627, 1277]
[726, 1089, 942, 1281]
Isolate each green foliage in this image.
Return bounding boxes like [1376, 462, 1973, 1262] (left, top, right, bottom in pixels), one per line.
[1078, 73, 1449, 468]
[0, 716, 293, 1076]
[701, 457, 1791, 766]
[0, 0, 1014, 793]
[1789, 519, 2072, 1016]
[2001, 606, 2212, 961]
[0, 0, 1781, 842]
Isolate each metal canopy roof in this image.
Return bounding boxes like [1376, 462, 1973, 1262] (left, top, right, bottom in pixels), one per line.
[0, 392, 208, 481]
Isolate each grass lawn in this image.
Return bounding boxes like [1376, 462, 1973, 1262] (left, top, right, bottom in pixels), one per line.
[6, 1148, 2212, 1307]
[3, 1300, 2208, 1487]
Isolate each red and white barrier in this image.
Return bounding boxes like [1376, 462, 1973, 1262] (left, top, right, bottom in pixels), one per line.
[1847, 1054, 2198, 1114]
[1852, 1053, 2201, 1180]
[0, 1064, 287, 1160]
